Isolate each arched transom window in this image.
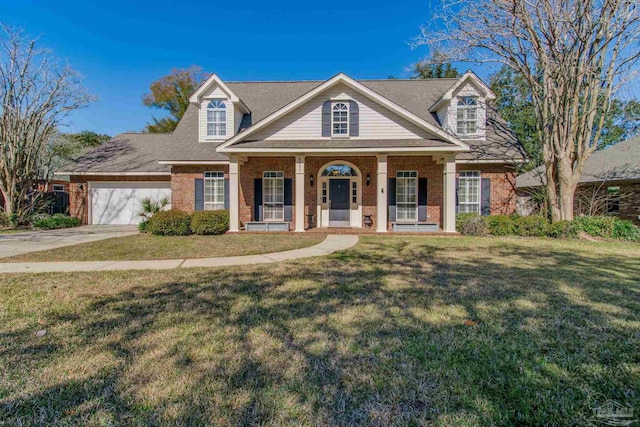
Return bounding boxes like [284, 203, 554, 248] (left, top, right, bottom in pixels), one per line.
[207, 100, 226, 137]
[321, 164, 358, 177]
[332, 102, 349, 136]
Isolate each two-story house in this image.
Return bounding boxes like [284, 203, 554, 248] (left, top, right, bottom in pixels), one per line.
[60, 71, 523, 232]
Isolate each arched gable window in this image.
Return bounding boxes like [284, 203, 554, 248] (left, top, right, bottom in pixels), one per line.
[456, 96, 478, 136]
[332, 102, 349, 136]
[206, 100, 226, 137]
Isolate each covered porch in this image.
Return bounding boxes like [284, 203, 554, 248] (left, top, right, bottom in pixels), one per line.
[226, 154, 458, 233]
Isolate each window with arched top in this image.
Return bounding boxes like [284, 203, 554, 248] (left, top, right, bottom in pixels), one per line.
[332, 102, 349, 136]
[321, 164, 358, 177]
[456, 96, 478, 136]
[206, 100, 226, 137]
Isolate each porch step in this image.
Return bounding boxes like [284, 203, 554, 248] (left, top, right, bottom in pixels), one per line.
[392, 222, 439, 232]
[245, 222, 291, 232]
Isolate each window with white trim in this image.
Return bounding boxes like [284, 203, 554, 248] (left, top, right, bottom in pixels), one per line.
[396, 171, 418, 221]
[206, 100, 226, 137]
[458, 171, 481, 214]
[263, 171, 284, 221]
[456, 96, 478, 136]
[52, 184, 65, 193]
[332, 102, 349, 136]
[204, 171, 225, 210]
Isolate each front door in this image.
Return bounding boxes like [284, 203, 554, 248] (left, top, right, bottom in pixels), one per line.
[329, 179, 350, 227]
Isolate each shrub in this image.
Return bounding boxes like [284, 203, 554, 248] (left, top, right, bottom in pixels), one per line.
[485, 215, 516, 236]
[191, 210, 230, 235]
[456, 213, 480, 232]
[138, 220, 149, 233]
[612, 219, 640, 241]
[147, 210, 192, 236]
[547, 220, 578, 239]
[457, 214, 488, 236]
[32, 213, 81, 229]
[0, 212, 8, 227]
[573, 215, 616, 238]
[513, 215, 549, 237]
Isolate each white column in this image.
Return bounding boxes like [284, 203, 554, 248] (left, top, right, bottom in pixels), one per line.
[229, 156, 240, 232]
[295, 155, 305, 232]
[443, 155, 457, 232]
[376, 155, 388, 232]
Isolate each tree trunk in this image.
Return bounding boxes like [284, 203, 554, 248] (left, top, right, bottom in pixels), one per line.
[559, 185, 576, 221]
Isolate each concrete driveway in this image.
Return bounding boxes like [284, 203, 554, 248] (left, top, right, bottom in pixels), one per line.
[0, 225, 138, 259]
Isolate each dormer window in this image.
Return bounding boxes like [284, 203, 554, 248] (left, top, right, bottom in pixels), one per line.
[206, 100, 226, 137]
[456, 96, 478, 136]
[332, 102, 349, 136]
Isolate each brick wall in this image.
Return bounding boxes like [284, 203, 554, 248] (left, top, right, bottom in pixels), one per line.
[69, 175, 170, 225]
[575, 181, 640, 224]
[388, 156, 444, 228]
[171, 165, 229, 212]
[458, 164, 517, 215]
[239, 157, 297, 227]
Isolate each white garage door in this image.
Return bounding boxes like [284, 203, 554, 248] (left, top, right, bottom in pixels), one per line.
[90, 182, 172, 225]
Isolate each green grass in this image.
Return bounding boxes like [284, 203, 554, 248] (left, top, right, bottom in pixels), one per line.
[0, 233, 326, 262]
[0, 236, 638, 426]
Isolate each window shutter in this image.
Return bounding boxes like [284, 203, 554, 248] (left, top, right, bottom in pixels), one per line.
[388, 177, 396, 222]
[284, 178, 293, 222]
[455, 178, 460, 214]
[224, 178, 230, 210]
[418, 177, 428, 222]
[481, 178, 491, 216]
[349, 100, 359, 136]
[194, 179, 204, 211]
[254, 179, 263, 221]
[322, 101, 331, 137]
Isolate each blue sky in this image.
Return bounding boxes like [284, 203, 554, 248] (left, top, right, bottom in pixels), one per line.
[4, 0, 500, 135]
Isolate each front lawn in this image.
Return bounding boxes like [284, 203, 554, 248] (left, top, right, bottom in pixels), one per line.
[0, 233, 326, 262]
[1, 236, 638, 425]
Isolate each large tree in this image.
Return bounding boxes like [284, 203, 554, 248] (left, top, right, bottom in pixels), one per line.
[0, 25, 94, 219]
[489, 65, 640, 170]
[415, 0, 640, 222]
[143, 66, 206, 133]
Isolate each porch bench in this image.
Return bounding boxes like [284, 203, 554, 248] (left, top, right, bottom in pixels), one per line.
[245, 222, 291, 232]
[392, 222, 439, 232]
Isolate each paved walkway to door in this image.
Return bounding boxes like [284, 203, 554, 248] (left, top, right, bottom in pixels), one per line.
[0, 234, 359, 274]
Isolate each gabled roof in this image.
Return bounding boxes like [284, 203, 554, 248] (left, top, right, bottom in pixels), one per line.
[516, 136, 640, 187]
[217, 73, 470, 152]
[430, 70, 496, 112]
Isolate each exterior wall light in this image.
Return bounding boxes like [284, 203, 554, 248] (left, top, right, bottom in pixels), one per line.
[366, 173, 371, 186]
[310, 174, 314, 186]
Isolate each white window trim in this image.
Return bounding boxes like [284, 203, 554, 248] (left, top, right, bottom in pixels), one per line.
[456, 96, 478, 137]
[331, 101, 349, 137]
[458, 170, 481, 214]
[52, 184, 66, 193]
[206, 100, 227, 138]
[204, 171, 225, 211]
[263, 171, 285, 222]
[396, 171, 418, 222]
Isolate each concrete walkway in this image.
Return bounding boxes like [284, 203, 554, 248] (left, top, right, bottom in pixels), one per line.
[0, 234, 359, 274]
[0, 225, 138, 259]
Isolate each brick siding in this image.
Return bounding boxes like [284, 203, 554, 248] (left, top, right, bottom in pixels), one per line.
[171, 166, 229, 212]
[458, 164, 517, 215]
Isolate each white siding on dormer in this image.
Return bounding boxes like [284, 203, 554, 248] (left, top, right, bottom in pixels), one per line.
[445, 82, 487, 140]
[250, 84, 437, 140]
[199, 97, 235, 142]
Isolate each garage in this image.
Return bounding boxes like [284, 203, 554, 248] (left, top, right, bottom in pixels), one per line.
[89, 182, 171, 225]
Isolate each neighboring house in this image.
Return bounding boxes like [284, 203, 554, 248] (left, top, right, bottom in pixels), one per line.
[59, 71, 524, 232]
[517, 135, 640, 223]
